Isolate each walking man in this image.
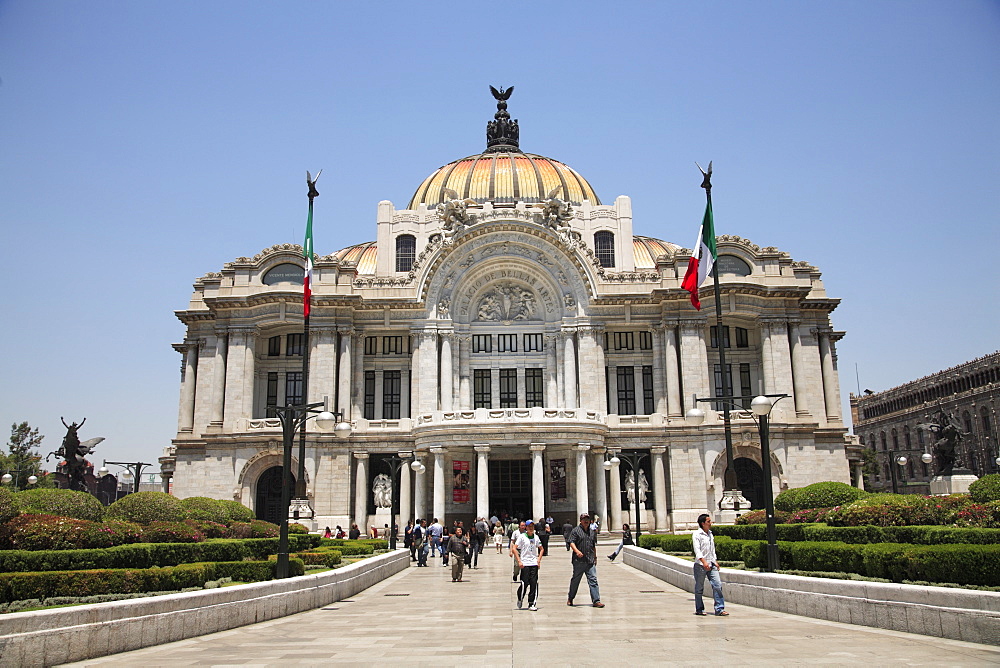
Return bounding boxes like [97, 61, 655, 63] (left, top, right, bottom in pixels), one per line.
[567, 513, 603, 608]
[512, 519, 544, 611]
[428, 518, 444, 560]
[417, 519, 430, 566]
[509, 520, 526, 582]
[449, 526, 469, 582]
[693, 514, 728, 616]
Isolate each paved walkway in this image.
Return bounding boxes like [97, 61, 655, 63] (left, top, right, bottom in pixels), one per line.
[66, 542, 1000, 666]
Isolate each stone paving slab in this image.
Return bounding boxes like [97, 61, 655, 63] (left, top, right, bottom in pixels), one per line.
[64, 545, 1000, 666]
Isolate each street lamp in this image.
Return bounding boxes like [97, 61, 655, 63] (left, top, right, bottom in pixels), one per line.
[381, 453, 412, 550]
[2, 467, 40, 491]
[275, 401, 349, 579]
[605, 450, 644, 542]
[888, 454, 908, 494]
[101, 461, 153, 494]
[687, 393, 788, 572]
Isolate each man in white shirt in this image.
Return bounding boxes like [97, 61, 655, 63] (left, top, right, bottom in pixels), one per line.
[692, 513, 728, 616]
[512, 520, 544, 611]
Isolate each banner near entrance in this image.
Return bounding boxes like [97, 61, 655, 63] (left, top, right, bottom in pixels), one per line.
[453, 460, 470, 503]
[549, 458, 567, 500]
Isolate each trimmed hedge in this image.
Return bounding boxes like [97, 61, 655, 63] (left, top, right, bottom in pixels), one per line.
[969, 474, 1000, 503]
[179, 497, 229, 524]
[106, 492, 185, 524]
[0, 487, 18, 524]
[0, 535, 313, 573]
[774, 482, 866, 512]
[217, 499, 255, 523]
[712, 523, 816, 542]
[319, 538, 386, 552]
[799, 524, 1000, 545]
[294, 549, 343, 568]
[13, 489, 105, 522]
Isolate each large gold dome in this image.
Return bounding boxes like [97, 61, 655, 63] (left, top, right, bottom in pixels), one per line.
[408, 151, 601, 209]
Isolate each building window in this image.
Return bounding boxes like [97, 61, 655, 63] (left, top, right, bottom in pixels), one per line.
[713, 364, 733, 410]
[396, 235, 416, 273]
[891, 429, 898, 450]
[638, 331, 653, 350]
[982, 407, 992, 436]
[266, 372, 279, 416]
[904, 426, 911, 448]
[710, 326, 731, 349]
[286, 333, 304, 356]
[473, 335, 492, 353]
[285, 372, 303, 407]
[473, 369, 492, 408]
[595, 231, 615, 268]
[499, 369, 517, 408]
[642, 366, 654, 415]
[614, 332, 634, 351]
[616, 367, 636, 415]
[735, 327, 749, 348]
[963, 411, 973, 434]
[383, 370, 401, 419]
[498, 334, 517, 353]
[739, 363, 752, 406]
[524, 334, 543, 352]
[383, 336, 405, 355]
[605, 367, 613, 414]
[268, 336, 281, 357]
[880, 432, 887, 451]
[363, 371, 375, 420]
[525, 368, 543, 407]
[364, 336, 378, 355]
[917, 428, 925, 446]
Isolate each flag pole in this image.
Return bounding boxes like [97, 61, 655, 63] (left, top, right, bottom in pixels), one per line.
[295, 173, 320, 509]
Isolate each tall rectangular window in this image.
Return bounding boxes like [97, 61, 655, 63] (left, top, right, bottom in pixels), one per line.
[735, 327, 749, 348]
[286, 333, 304, 356]
[473, 335, 492, 353]
[383, 336, 405, 354]
[363, 371, 375, 419]
[710, 326, 730, 349]
[499, 368, 517, 407]
[524, 333, 543, 352]
[266, 372, 279, 416]
[713, 364, 733, 410]
[614, 332, 634, 350]
[638, 331, 653, 350]
[642, 365, 654, 414]
[498, 334, 517, 353]
[616, 367, 636, 415]
[605, 367, 613, 413]
[473, 369, 492, 408]
[268, 336, 281, 357]
[739, 363, 752, 408]
[383, 370, 401, 419]
[525, 368, 543, 407]
[285, 371, 304, 406]
[364, 336, 378, 355]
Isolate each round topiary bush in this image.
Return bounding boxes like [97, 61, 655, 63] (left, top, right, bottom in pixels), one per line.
[13, 488, 105, 522]
[791, 481, 867, 511]
[217, 499, 255, 523]
[969, 474, 1000, 503]
[223, 522, 252, 539]
[184, 519, 228, 538]
[106, 491, 185, 525]
[288, 522, 309, 534]
[249, 519, 279, 538]
[0, 486, 19, 524]
[773, 487, 803, 512]
[142, 520, 205, 543]
[179, 496, 229, 524]
[0, 514, 95, 550]
[82, 520, 144, 548]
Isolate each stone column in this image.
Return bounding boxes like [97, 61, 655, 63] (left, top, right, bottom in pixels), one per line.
[592, 448, 608, 533]
[353, 452, 369, 533]
[413, 456, 426, 521]
[177, 341, 199, 433]
[652, 327, 667, 415]
[678, 320, 710, 412]
[530, 444, 546, 521]
[788, 322, 810, 417]
[475, 444, 491, 520]
[458, 335, 471, 410]
[309, 328, 337, 412]
[575, 443, 590, 518]
[545, 334, 559, 407]
[208, 333, 227, 426]
[351, 331, 364, 420]
[432, 447, 446, 522]
[398, 451, 412, 526]
[609, 451, 623, 531]
[819, 332, 842, 422]
[576, 327, 604, 412]
[440, 332, 454, 412]
[760, 319, 795, 421]
[223, 329, 254, 430]
[651, 446, 668, 532]
[663, 323, 683, 417]
[563, 328, 578, 408]
[416, 332, 439, 414]
[337, 328, 352, 418]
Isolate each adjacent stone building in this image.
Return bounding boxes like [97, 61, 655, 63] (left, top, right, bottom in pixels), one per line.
[163, 92, 851, 532]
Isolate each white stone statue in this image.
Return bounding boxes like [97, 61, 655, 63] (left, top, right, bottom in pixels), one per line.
[372, 473, 392, 509]
[625, 468, 649, 505]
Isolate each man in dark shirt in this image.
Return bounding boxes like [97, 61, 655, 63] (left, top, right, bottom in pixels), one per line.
[567, 513, 604, 608]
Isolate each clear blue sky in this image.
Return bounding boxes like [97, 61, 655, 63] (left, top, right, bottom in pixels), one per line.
[1, 1, 998, 467]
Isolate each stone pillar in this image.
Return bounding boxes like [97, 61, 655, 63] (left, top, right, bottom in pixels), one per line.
[432, 447, 446, 522]
[651, 446, 668, 532]
[652, 327, 667, 415]
[309, 328, 337, 412]
[593, 448, 608, 533]
[208, 333, 227, 426]
[788, 322, 810, 417]
[563, 328, 578, 408]
[760, 319, 795, 421]
[416, 332, 439, 414]
[337, 328, 352, 418]
[577, 327, 604, 412]
[475, 444, 490, 520]
[545, 334, 559, 407]
[575, 443, 590, 518]
[458, 335, 471, 410]
[398, 451, 412, 526]
[353, 452, 369, 533]
[413, 456, 426, 521]
[178, 341, 198, 433]
[663, 323, 683, 417]
[678, 321, 710, 412]
[440, 332, 454, 412]
[819, 332, 842, 422]
[609, 451, 623, 531]
[223, 329, 254, 430]
[161, 472, 172, 493]
[351, 331, 364, 420]
[530, 444, 546, 522]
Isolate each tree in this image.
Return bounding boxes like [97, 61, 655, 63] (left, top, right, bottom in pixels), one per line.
[2, 422, 54, 490]
[860, 447, 879, 493]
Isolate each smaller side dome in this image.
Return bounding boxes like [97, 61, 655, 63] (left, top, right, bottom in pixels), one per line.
[632, 236, 680, 270]
[333, 241, 377, 274]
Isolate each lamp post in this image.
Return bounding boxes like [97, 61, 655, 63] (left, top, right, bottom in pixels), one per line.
[99, 461, 153, 494]
[274, 401, 350, 579]
[382, 453, 411, 550]
[604, 450, 644, 542]
[687, 393, 787, 572]
[1, 468, 38, 491]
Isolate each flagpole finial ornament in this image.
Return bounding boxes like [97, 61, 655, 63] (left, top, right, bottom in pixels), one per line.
[696, 161, 712, 192]
[306, 170, 322, 201]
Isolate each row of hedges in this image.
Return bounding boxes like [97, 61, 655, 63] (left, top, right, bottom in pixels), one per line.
[0, 536, 315, 573]
[715, 523, 1000, 545]
[738, 493, 1000, 528]
[291, 549, 342, 568]
[0, 558, 305, 604]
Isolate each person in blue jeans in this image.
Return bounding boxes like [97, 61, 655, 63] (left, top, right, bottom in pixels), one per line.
[427, 518, 444, 559]
[567, 513, 604, 608]
[692, 513, 728, 616]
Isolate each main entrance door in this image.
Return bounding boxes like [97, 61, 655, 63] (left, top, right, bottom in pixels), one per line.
[489, 459, 531, 521]
[256, 466, 293, 525]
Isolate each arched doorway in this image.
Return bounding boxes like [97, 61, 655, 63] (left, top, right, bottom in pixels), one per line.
[255, 466, 293, 525]
[731, 457, 765, 511]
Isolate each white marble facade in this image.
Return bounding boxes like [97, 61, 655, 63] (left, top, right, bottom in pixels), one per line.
[166, 102, 850, 532]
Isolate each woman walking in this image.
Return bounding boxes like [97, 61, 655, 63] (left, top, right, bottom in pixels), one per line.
[493, 521, 505, 553]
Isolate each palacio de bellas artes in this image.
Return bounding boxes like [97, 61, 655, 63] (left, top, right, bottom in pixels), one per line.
[163, 89, 852, 534]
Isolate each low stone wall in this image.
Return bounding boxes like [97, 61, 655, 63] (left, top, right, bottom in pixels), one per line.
[0, 549, 410, 666]
[624, 546, 1000, 646]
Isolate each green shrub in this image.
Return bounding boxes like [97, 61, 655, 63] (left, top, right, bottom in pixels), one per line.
[81, 520, 144, 548]
[739, 541, 793, 570]
[793, 482, 867, 511]
[184, 519, 228, 538]
[969, 474, 1000, 503]
[788, 507, 833, 524]
[713, 523, 812, 542]
[954, 503, 999, 528]
[733, 510, 791, 525]
[825, 494, 971, 527]
[0, 514, 95, 550]
[800, 525, 888, 544]
[294, 549, 342, 567]
[332, 542, 375, 555]
[179, 497, 229, 524]
[224, 522, 253, 539]
[216, 500, 255, 523]
[0, 487, 20, 524]
[637, 534, 693, 551]
[773, 488, 803, 512]
[106, 492, 185, 525]
[14, 489, 105, 522]
[788, 541, 864, 573]
[249, 520, 279, 538]
[143, 521, 204, 543]
[288, 522, 309, 534]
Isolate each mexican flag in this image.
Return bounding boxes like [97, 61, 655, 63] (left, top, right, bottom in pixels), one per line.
[303, 205, 314, 318]
[680, 199, 716, 310]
